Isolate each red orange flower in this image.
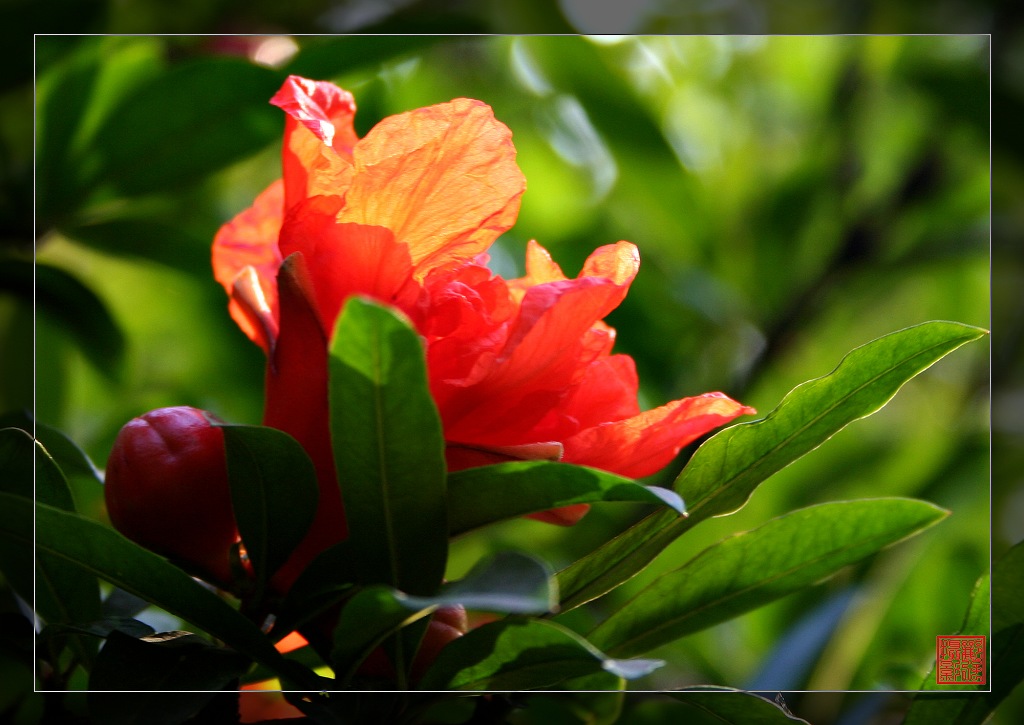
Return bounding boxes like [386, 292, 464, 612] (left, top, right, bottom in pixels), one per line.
[212, 76, 753, 587]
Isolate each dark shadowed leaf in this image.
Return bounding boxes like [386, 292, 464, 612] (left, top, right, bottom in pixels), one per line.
[1, 261, 125, 380]
[665, 688, 811, 723]
[88, 630, 249, 722]
[218, 424, 319, 597]
[416, 618, 662, 691]
[1, 494, 323, 690]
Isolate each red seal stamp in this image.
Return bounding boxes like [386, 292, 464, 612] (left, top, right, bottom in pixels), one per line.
[935, 635, 987, 685]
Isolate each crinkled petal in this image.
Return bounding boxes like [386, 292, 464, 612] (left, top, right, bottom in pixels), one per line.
[271, 76, 359, 210]
[340, 98, 525, 276]
[440, 243, 639, 443]
[212, 179, 285, 351]
[279, 195, 418, 335]
[562, 392, 756, 479]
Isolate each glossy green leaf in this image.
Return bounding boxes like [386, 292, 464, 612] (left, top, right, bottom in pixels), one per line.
[416, 618, 663, 691]
[87, 58, 282, 197]
[664, 688, 811, 724]
[904, 540, 1023, 724]
[1, 261, 125, 381]
[218, 424, 319, 597]
[1, 494, 322, 689]
[556, 321, 987, 611]
[405, 551, 558, 615]
[332, 552, 557, 685]
[88, 631, 249, 721]
[447, 461, 684, 536]
[588, 499, 948, 657]
[327, 296, 448, 596]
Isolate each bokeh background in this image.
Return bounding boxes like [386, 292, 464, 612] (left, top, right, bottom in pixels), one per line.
[2, 9, 1014, 724]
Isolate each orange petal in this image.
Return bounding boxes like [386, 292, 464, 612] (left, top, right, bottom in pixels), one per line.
[271, 76, 359, 210]
[212, 180, 285, 350]
[279, 195, 419, 335]
[527, 503, 590, 527]
[340, 98, 526, 276]
[562, 392, 756, 479]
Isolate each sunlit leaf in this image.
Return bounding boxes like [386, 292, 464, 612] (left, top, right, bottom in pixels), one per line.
[556, 321, 987, 610]
[327, 296, 448, 597]
[588, 499, 947, 657]
[448, 461, 684, 536]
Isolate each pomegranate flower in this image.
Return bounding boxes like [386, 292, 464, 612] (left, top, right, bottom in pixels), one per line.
[213, 76, 753, 589]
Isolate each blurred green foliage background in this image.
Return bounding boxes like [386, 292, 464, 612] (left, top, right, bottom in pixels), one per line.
[1, 17, 1009, 725]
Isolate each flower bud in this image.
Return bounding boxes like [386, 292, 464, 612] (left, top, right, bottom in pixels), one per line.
[104, 406, 240, 586]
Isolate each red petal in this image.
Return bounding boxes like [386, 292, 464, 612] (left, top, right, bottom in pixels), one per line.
[526, 504, 590, 527]
[562, 392, 756, 479]
[263, 253, 347, 593]
[211, 180, 285, 351]
[340, 98, 525, 276]
[278, 195, 419, 335]
[440, 243, 639, 444]
[270, 76, 359, 210]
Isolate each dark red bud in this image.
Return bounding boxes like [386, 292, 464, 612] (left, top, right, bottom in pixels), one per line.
[104, 406, 240, 586]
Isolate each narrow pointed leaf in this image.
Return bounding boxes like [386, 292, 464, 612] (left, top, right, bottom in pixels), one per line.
[401, 551, 558, 615]
[332, 552, 557, 685]
[448, 461, 684, 536]
[416, 618, 662, 691]
[331, 585, 433, 686]
[0, 429, 101, 668]
[218, 424, 319, 595]
[557, 321, 987, 610]
[665, 688, 811, 723]
[904, 540, 1022, 724]
[328, 296, 447, 597]
[589, 499, 948, 658]
[2, 495, 322, 689]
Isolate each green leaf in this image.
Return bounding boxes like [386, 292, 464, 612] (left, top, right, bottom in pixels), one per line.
[218, 424, 319, 597]
[0, 411, 103, 487]
[270, 542, 354, 644]
[86, 57, 282, 197]
[284, 36, 442, 82]
[0, 429, 102, 667]
[1, 494, 322, 689]
[664, 688, 811, 723]
[588, 499, 948, 658]
[330, 585, 434, 686]
[447, 461, 684, 536]
[556, 321, 987, 611]
[904, 540, 1023, 724]
[327, 296, 448, 596]
[332, 552, 558, 685]
[416, 618, 663, 691]
[1, 261, 125, 381]
[405, 551, 558, 615]
[88, 630, 249, 722]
